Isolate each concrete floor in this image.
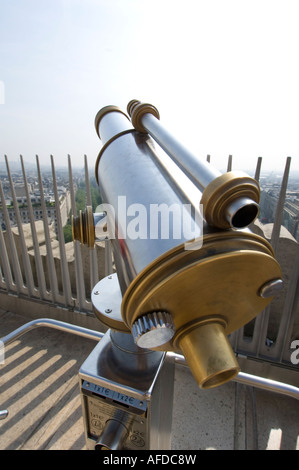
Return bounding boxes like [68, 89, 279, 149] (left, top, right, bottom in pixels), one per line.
[0, 309, 298, 450]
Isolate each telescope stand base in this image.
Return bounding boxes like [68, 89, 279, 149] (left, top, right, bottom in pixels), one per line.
[79, 330, 175, 450]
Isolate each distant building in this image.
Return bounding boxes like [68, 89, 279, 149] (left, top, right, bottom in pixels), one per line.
[283, 199, 299, 241]
[259, 187, 299, 242]
[0, 191, 71, 234]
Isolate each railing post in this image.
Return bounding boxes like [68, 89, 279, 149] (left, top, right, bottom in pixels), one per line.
[68, 154, 89, 311]
[50, 154, 73, 307]
[4, 155, 35, 296]
[36, 155, 61, 304]
[20, 155, 48, 300]
[84, 154, 99, 290]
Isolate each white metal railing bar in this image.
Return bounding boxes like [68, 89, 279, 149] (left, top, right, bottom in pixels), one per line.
[254, 156, 262, 182]
[0, 215, 14, 291]
[0, 317, 104, 346]
[0, 179, 25, 295]
[170, 352, 299, 400]
[279, 243, 299, 362]
[257, 157, 292, 357]
[68, 154, 89, 311]
[271, 156, 292, 251]
[20, 155, 48, 301]
[227, 154, 233, 172]
[50, 154, 73, 307]
[36, 155, 62, 304]
[84, 154, 99, 290]
[228, 155, 263, 354]
[4, 155, 36, 297]
[104, 239, 113, 276]
[223, 155, 298, 365]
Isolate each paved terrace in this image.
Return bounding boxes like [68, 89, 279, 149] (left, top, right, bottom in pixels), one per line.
[0, 309, 298, 450]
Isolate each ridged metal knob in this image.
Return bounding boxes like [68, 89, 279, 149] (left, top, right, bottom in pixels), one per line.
[132, 312, 175, 348]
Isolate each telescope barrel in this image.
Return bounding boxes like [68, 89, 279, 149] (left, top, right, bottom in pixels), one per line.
[94, 106, 204, 294]
[127, 100, 260, 230]
[95, 105, 134, 144]
[73, 102, 283, 390]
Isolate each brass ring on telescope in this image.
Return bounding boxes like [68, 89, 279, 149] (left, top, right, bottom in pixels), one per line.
[201, 171, 260, 229]
[94, 105, 130, 139]
[127, 100, 160, 133]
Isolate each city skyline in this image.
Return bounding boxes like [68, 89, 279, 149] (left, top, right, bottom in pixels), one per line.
[0, 1, 299, 172]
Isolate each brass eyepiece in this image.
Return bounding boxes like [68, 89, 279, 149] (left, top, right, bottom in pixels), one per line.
[175, 321, 240, 389]
[201, 171, 261, 229]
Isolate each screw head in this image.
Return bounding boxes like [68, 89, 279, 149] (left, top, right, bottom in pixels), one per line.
[259, 279, 283, 298]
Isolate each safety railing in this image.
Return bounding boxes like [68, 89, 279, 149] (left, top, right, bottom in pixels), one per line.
[0, 154, 298, 369]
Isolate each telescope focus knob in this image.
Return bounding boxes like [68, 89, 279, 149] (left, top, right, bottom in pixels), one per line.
[132, 311, 175, 348]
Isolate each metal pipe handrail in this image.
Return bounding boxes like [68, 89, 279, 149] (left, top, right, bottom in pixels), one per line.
[0, 410, 8, 420]
[50, 155, 73, 306]
[0, 318, 104, 346]
[1, 320, 298, 401]
[168, 352, 299, 401]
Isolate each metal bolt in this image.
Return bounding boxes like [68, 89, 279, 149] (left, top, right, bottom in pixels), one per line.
[259, 279, 284, 298]
[94, 291, 100, 295]
[0, 410, 8, 420]
[108, 276, 112, 279]
[105, 308, 112, 314]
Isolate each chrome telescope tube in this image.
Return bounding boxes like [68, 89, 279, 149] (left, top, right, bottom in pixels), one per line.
[93, 106, 204, 294]
[73, 102, 283, 390]
[127, 100, 260, 230]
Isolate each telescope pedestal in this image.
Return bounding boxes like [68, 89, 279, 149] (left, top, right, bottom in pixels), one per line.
[79, 330, 175, 450]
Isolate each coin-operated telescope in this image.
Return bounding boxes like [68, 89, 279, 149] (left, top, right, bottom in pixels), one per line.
[73, 100, 283, 450]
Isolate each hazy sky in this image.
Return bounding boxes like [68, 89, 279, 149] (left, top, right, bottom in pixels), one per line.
[0, 0, 298, 173]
